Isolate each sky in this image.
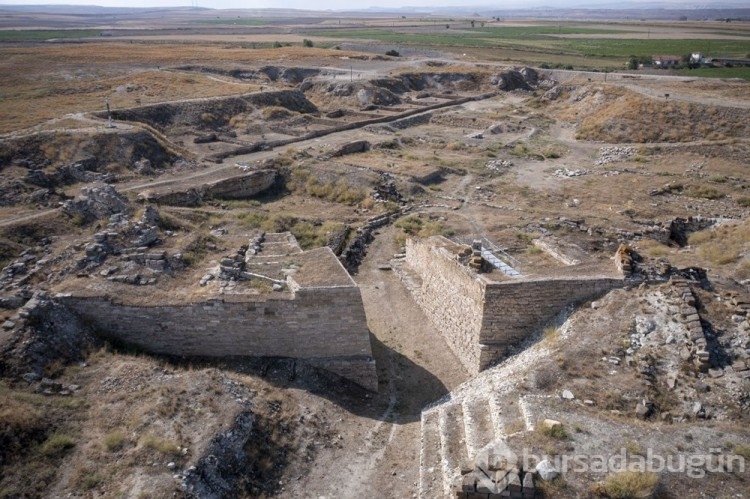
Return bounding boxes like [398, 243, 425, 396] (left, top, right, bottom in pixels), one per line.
[0, 0, 741, 10]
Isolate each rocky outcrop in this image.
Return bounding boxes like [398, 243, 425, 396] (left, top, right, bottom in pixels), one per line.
[490, 68, 538, 92]
[0, 293, 99, 379]
[62, 184, 129, 222]
[138, 170, 277, 206]
[184, 411, 257, 499]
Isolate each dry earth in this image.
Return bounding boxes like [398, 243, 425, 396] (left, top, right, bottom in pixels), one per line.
[0, 8, 749, 499]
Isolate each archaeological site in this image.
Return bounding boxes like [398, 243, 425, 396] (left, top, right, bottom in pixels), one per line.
[0, 4, 749, 498]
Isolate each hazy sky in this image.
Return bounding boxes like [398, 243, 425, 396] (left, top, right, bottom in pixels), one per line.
[0, 0, 738, 10]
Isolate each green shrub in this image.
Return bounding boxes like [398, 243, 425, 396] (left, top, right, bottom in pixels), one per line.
[538, 422, 568, 440]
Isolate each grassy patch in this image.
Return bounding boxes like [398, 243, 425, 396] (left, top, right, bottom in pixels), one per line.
[593, 470, 660, 498]
[289, 169, 368, 206]
[537, 421, 568, 440]
[676, 66, 750, 81]
[688, 222, 749, 267]
[40, 433, 75, 456]
[140, 434, 180, 455]
[103, 431, 126, 452]
[686, 185, 724, 200]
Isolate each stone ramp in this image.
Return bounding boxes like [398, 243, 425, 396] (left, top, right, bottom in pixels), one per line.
[462, 398, 496, 462]
[419, 410, 443, 498]
[439, 402, 468, 496]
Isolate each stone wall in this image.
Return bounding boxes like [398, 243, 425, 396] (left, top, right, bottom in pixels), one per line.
[59, 285, 377, 391]
[405, 237, 624, 374]
[406, 238, 486, 374]
[478, 277, 624, 370]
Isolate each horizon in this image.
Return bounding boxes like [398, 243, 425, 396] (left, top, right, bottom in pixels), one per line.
[0, 0, 748, 12]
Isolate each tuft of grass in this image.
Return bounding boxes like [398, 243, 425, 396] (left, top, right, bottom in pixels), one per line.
[686, 185, 723, 200]
[140, 434, 180, 455]
[543, 326, 559, 342]
[733, 444, 750, 461]
[624, 440, 643, 457]
[103, 431, 126, 452]
[537, 476, 568, 498]
[537, 421, 568, 440]
[594, 470, 660, 498]
[40, 433, 75, 456]
[261, 106, 293, 120]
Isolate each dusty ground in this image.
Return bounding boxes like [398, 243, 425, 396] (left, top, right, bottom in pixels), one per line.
[0, 7, 749, 499]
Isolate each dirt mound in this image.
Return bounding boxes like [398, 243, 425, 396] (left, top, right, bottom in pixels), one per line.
[175, 65, 321, 85]
[108, 91, 318, 133]
[549, 86, 750, 143]
[309, 81, 402, 108]
[399, 72, 482, 92]
[0, 130, 176, 173]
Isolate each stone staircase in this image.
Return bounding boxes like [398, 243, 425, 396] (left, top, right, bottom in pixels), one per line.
[480, 248, 521, 277]
[419, 391, 533, 498]
[417, 334, 552, 499]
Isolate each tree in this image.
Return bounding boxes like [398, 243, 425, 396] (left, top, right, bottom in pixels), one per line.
[302, 39, 314, 48]
[471, 20, 475, 28]
[627, 56, 639, 70]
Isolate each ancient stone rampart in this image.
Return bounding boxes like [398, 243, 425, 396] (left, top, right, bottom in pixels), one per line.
[57, 247, 377, 391]
[406, 237, 624, 374]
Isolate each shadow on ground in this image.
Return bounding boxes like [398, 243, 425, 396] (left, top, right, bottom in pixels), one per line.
[157, 331, 448, 424]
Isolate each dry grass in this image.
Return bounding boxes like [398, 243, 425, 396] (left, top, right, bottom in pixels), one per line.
[686, 221, 750, 268]
[0, 44, 362, 133]
[593, 470, 660, 498]
[140, 434, 180, 455]
[289, 169, 368, 206]
[40, 432, 76, 456]
[551, 86, 750, 143]
[103, 431, 126, 452]
[636, 239, 672, 258]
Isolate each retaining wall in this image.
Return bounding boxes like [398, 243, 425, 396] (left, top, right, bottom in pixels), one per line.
[60, 284, 377, 391]
[406, 237, 624, 374]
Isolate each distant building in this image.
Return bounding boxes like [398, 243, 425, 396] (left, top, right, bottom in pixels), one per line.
[652, 55, 681, 68]
[690, 52, 703, 64]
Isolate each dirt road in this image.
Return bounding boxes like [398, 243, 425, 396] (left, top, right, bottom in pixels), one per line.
[286, 226, 468, 498]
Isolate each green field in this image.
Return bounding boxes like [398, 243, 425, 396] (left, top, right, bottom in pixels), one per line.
[195, 18, 267, 26]
[0, 29, 101, 41]
[308, 25, 750, 67]
[676, 66, 750, 80]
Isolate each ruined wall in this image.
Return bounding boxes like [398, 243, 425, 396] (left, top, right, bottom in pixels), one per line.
[405, 237, 624, 374]
[405, 238, 485, 374]
[59, 285, 377, 391]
